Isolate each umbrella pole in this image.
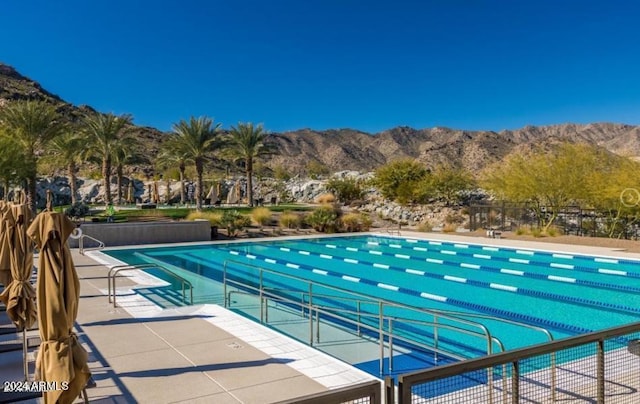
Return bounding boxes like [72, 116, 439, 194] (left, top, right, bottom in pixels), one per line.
[22, 327, 28, 381]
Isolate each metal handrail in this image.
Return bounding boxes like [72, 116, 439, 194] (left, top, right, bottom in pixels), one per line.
[236, 288, 508, 357]
[108, 263, 193, 307]
[223, 259, 507, 375]
[108, 264, 159, 303]
[78, 234, 105, 255]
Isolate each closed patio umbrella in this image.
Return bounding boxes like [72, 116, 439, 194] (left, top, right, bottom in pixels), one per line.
[126, 180, 134, 204]
[28, 211, 91, 403]
[0, 200, 13, 287]
[0, 200, 36, 328]
[0, 199, 36, 380]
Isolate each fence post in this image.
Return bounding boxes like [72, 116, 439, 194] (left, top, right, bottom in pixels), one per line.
[385, 377, 395, 404]
[511, 361, 519, 404]
[597, 340, 605, 403]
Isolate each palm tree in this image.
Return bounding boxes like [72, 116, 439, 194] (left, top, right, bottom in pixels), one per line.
[225, 123, 275, 207]
[168, 116, 221, 210]
[45, 130, 86, 205]
[111, 136, 139, 204]
[157, 137, 190, 204]
[0, 100, 65, 211]
[82, 113, 133, 204]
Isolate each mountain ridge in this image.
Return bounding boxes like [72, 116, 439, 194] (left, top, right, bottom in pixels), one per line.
[2, 62, 640, 174]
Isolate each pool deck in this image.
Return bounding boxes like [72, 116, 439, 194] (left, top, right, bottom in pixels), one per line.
[2, 231, 640, 403]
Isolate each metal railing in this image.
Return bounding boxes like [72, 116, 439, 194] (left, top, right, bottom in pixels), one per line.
[274, 379, 382, 404]
[394, 321, 640, 404]
[107, 263, 193, 307]
[221, 260, 555, 375]
[78, 234, 105, 255]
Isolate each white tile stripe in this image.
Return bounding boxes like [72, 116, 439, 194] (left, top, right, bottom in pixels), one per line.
[444, 275, 467, 283]
[490, 283, 518, 292]
[595, 258, 618, 264]
[516, 250, 534, 256]
[420, 292, 447, 302]
[377, 283, 399, 291]
[550, 263, 574, 270]
[552, 253, 574, 259]
[500, 268, 524, 276]
[598, 268, 627, 276]
[548, 275, 576, 283]
[509, 258, 529, 264]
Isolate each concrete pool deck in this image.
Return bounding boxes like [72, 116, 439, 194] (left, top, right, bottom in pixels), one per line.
[3, 231, 640, 403]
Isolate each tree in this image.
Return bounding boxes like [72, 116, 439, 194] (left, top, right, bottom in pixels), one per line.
[111, 136, 139, 204]
[429, 165, 475, 205]
[480, 142, 640, 234]
[225, 123, 275, 207]
[325, 177, 365, 204]
[157, 136, 191, 204]
[83, 113, 133, 205]
[169, 116, 221, 210]
[44, 130, 86, 205]
[372, 159, 428, 203]
[0, 100, 65, 211]
[0, 136, 29, 200]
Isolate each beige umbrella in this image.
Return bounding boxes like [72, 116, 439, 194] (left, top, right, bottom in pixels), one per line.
[0, 198, 36, 380]
[0, 200, 13, 286]
[0, 201, 36, 327]
[126, 181, 134, 204]
[28, 211, 91, 403]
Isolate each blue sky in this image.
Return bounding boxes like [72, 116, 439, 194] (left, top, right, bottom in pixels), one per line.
[2, 1, 639, 133]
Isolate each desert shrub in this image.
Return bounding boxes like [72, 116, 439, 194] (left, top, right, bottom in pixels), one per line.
[279, 211, 301, 229]
[417, 220, 433, 232]
[325, 177, 365, 204]
[340, 212, 372, 232]
[442, 223, 457, 233]
[530, 227, 543, 237]
[251, 207, 272, 228]
[545, 226, 562, 237]
[305, 205, 341, 233]
[220, 210, 251, 237]
[315, 193, 336, 204]
[186, 211, 222, 227]
[515, 226, 529, 235]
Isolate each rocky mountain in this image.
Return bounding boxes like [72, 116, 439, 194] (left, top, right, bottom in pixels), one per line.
[2, 62, 640, 175]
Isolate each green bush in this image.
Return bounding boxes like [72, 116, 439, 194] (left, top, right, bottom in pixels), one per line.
[325, 177, 365, 204]
[220, 210, 251, 237]
[64, 202, 90, 219]
[305, 205, 341, 233]
[279, 211, 301, 229]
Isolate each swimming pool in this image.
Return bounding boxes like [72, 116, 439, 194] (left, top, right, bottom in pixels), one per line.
[103, 234, 640, 373]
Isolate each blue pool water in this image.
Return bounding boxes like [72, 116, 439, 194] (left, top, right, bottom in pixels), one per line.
[104, 235, 640, 370]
